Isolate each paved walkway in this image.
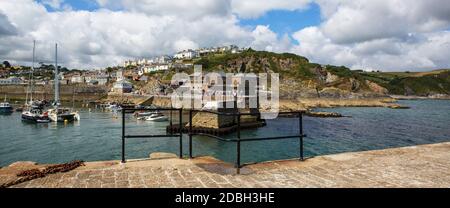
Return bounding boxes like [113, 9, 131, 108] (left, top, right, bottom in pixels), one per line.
[1, 142, 450, 188]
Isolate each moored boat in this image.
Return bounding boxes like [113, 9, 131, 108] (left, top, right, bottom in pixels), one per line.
[0, 95, 13, 114]
[47, 43, 80, 123]
[0, 102, 13, 114]
[145, 113, 169, 122]
[47, 108, 78, 123]
[22, 107, 50, 123]
[134, 111, 156, 118]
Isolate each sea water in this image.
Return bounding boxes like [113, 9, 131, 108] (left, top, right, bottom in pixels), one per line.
[1, 100, 449, 166]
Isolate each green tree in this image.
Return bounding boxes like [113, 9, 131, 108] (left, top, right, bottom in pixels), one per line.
[3, 61, 11, 68]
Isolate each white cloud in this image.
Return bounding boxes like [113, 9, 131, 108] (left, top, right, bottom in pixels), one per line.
[1, 0, 450, 71]
[251, 25, 292, 52]
[316, 0, 450, 44]
[231, 0, 311, 19]
[0, 0, 287, 69]
[292, 27, 450, 71]
[0, 12, 17, 37]
[290, 0, 450, 71]
[96, 0, 232, 19]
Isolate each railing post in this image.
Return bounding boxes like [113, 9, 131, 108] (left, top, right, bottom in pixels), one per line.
[236, 113, 241, 174]
[121, 108, 126, 163]
[179, 109, 183, 159]
[170, 109, 173, 134]
[189, 109, 193, 159]
[299, 112, 304, 161]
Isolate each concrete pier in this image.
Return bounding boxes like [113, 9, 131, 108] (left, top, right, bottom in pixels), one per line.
[1, 142, 450, 188]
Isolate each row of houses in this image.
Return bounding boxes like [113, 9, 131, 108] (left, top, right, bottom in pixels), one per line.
[0, 77, 24, 85]
[123, 45, 245, 68]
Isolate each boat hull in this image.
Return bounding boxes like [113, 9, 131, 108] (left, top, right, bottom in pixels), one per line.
[50, 114, 76, 123]
[21, 114, 50, 123]
[146, 116, 169, 122]
[0, 107, 13, 114]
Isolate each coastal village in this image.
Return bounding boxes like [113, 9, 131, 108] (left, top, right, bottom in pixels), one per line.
[2, 0, 450, 192]
[1, 44, 450, 189]
[0, 45, 245, 101]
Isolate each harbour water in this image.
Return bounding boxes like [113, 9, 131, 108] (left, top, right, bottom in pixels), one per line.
[1, 100, 450, 167]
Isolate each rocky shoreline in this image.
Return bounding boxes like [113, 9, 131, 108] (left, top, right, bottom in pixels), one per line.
[390, 95, 450, 100]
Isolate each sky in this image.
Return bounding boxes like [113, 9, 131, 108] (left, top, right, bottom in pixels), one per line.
[0, 0, 450, 71]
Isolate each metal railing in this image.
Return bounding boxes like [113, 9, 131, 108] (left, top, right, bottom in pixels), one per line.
[121, 108, 183, 163]
[188, 110, 306, 174]
[120, 108, 306, 174]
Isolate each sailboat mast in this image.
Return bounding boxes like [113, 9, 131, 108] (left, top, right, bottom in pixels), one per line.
[54, 43, 59, 106]
[26, 40, 36, 105]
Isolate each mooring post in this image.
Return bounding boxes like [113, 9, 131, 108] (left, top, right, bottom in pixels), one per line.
[236, 113, 241, 174]
[299, 112, 304, 161]
[121, 108, 126, 163]
[179, 109, 183, 159]
[189, 110, 193, 159]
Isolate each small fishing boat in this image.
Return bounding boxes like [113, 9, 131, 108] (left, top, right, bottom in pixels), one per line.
[134, 111, 156, 118]
[106, 103, 122, 112]
[22, 107, 50, 123]
[0, 95, 13, 114]
[0, 102, 13, 114]
[145, 113, 169, 122]
[47, 108, 79, 123]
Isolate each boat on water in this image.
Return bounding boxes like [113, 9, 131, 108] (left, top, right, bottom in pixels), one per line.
[22, 107, 50, 123]
[47, 43, 80, 123]
[0, 102, 13, 114]
[0, 95, 13, 114]
[47, 108, 79, 122]
[145, 113, 169, 122]
[21, 40, 50, 123]
[110, 104, 123, 112]
[134, 111, 156, 118]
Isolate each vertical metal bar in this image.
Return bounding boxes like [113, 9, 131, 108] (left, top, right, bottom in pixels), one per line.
[179, 109, 183, 159]
[256, 76, 261, 121]
[299, 112, 304, 161]
[121, 109, 126, 163]
[170, 109, 173, 134]
[189, 110, 193, 158]
[236, 113, 241, 174]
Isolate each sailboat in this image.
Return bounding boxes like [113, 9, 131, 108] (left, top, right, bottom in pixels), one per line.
[0, 95, 13, 114]
[47, 43, 80, 123]
[21, 40, 51, 123]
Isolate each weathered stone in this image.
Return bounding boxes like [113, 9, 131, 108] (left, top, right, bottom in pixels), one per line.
[149, 152, 178, 160]
[8, 161, 38, 168]
[3, 143, 450, 188]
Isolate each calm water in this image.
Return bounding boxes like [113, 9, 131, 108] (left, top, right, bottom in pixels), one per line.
[1, 100, 450, 167]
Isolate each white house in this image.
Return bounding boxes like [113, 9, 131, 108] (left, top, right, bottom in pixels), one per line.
[71, 75, 85, 84]
[113, 79, 133, 93]
[86, 74, 109, 85]
[174, 50, 199, 60]
[143, 64, 170, 73]
[0, 77, 23, 85]
[124, 60, 138, 67]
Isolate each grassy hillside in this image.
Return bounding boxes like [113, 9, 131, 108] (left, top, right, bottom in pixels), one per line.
[194, 49, 318, 79]
[358, 70, 450, 95]
[192, 49, 450, 96]
[194, 50, 376, 94]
